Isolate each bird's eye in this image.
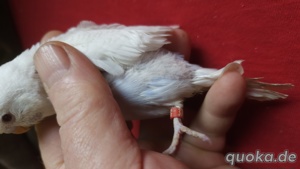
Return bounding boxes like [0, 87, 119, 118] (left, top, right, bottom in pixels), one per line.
[2, 113, 14, 123]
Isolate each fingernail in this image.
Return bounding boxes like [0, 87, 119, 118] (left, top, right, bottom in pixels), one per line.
[34, 43, 70, 89]
[225, 61, 244, 74]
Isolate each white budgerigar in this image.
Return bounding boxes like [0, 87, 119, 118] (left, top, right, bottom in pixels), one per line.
[0, 21, 292, 154]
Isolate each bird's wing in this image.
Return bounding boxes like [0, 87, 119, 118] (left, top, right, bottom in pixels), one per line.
[52, 21, 177, 75]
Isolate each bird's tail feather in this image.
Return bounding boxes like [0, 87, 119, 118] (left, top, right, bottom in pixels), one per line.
[245, 78, 293, 101]
[192, 60, 293, 101]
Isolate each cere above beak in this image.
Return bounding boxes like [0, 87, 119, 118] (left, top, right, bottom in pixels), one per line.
[13, 126, 30, 134]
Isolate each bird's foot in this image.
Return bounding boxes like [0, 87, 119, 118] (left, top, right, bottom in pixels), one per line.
[163, 106, 211, 155]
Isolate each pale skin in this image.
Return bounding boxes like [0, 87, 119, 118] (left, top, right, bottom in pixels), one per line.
[34, 29, 246, 169]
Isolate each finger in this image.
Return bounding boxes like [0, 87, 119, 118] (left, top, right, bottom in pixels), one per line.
[175, 71, 246, 168]
[41, 30, 63, 43]
[35, 116, 64, 169]
[164, 29, 191, 60]
[193, 71, 246, 149]
[34, 42, 140, 168]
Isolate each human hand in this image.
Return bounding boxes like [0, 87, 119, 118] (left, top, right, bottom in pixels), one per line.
[34, 29, 245, 169]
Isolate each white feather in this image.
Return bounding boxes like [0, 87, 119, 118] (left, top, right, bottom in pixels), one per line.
[49, 21, 175, 75]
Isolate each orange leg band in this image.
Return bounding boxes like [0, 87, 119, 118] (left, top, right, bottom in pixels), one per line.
[170, 107, 183, 119]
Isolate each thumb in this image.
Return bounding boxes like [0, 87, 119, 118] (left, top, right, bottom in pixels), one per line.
[34, 42, 139, 168]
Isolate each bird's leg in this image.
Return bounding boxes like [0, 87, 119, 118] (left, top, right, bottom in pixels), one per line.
[163, 117, 182, 154]
[163, 106, 211, 155]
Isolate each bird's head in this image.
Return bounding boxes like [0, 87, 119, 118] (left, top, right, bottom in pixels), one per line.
[0, 49, 55, 134]
[0, 88, 53, 134]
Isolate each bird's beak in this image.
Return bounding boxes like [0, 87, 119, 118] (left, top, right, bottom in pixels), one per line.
[13, 126, 30, 134]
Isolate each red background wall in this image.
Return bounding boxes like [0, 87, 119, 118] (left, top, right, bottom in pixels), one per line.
[9, 0, 300, 168]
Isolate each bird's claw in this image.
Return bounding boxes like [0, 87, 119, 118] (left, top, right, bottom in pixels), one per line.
[163, 107, 211, 155]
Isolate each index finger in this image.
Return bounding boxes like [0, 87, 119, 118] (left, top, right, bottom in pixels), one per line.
[175, 71, 246, 168]
[187, 71, 246, 151]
